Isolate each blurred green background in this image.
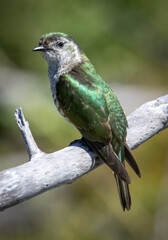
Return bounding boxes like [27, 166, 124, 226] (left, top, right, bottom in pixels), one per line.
[0, 0, 168, 239]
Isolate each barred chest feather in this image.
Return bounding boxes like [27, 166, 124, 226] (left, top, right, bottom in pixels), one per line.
[50, 75, 72, 124]
[50, 77, 63, 115]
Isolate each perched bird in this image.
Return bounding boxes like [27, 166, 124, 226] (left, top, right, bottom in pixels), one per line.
[33, 32, 141, 211]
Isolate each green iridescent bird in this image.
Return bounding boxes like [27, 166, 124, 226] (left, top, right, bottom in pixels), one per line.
[33, 32, 141, 211]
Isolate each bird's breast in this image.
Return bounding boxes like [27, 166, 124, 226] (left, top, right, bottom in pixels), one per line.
[50, 76, 74, 125]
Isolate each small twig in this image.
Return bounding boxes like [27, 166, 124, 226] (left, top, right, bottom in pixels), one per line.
[0, 94, 167, 211]
[15, 108, 41, 159]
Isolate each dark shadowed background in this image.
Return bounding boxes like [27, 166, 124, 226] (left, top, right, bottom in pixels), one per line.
[0, 0, 168, 239]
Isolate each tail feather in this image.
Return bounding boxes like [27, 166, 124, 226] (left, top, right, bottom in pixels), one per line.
[82, 138, 141, 211]
[114, 174, 131, 211]
[113, 145, 133, 211]
[124, 143, 141, 177]
[83, 138, 131, 184]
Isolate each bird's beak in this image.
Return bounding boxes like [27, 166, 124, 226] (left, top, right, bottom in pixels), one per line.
[33, 45, 47, 52]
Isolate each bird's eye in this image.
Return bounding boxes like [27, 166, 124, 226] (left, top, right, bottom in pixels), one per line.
[57, 42, 64, 48]
[39, 40, 43, 46]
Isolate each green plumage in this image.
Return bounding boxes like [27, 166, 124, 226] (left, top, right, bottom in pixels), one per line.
[56, 59, 138, 210]
[57, 60, 127, 143]
[33, 32, 141, 211]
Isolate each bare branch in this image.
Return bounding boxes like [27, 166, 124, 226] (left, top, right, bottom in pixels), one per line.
[0, 94, 168, 211]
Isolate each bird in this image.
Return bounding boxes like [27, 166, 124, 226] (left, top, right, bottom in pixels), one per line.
[33, 32, 141, 211]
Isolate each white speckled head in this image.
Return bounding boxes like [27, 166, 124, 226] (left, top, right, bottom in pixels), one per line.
[33, 32, 82, 76]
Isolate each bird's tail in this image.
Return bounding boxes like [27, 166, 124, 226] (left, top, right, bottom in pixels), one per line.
[114, 174, 131, 211]
[82, 138, 131, 184]
[82, 138, 141, 211]
[114, 143, 141, 211]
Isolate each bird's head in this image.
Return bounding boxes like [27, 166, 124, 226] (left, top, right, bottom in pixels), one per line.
[33, 32, 82, 75]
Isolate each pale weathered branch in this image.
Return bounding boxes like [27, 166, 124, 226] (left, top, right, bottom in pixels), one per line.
[0, 94, 168, 211]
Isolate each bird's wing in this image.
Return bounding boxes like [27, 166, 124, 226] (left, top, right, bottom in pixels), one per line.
[58, 73, 114, 143]
[57, 69, 131, 182]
